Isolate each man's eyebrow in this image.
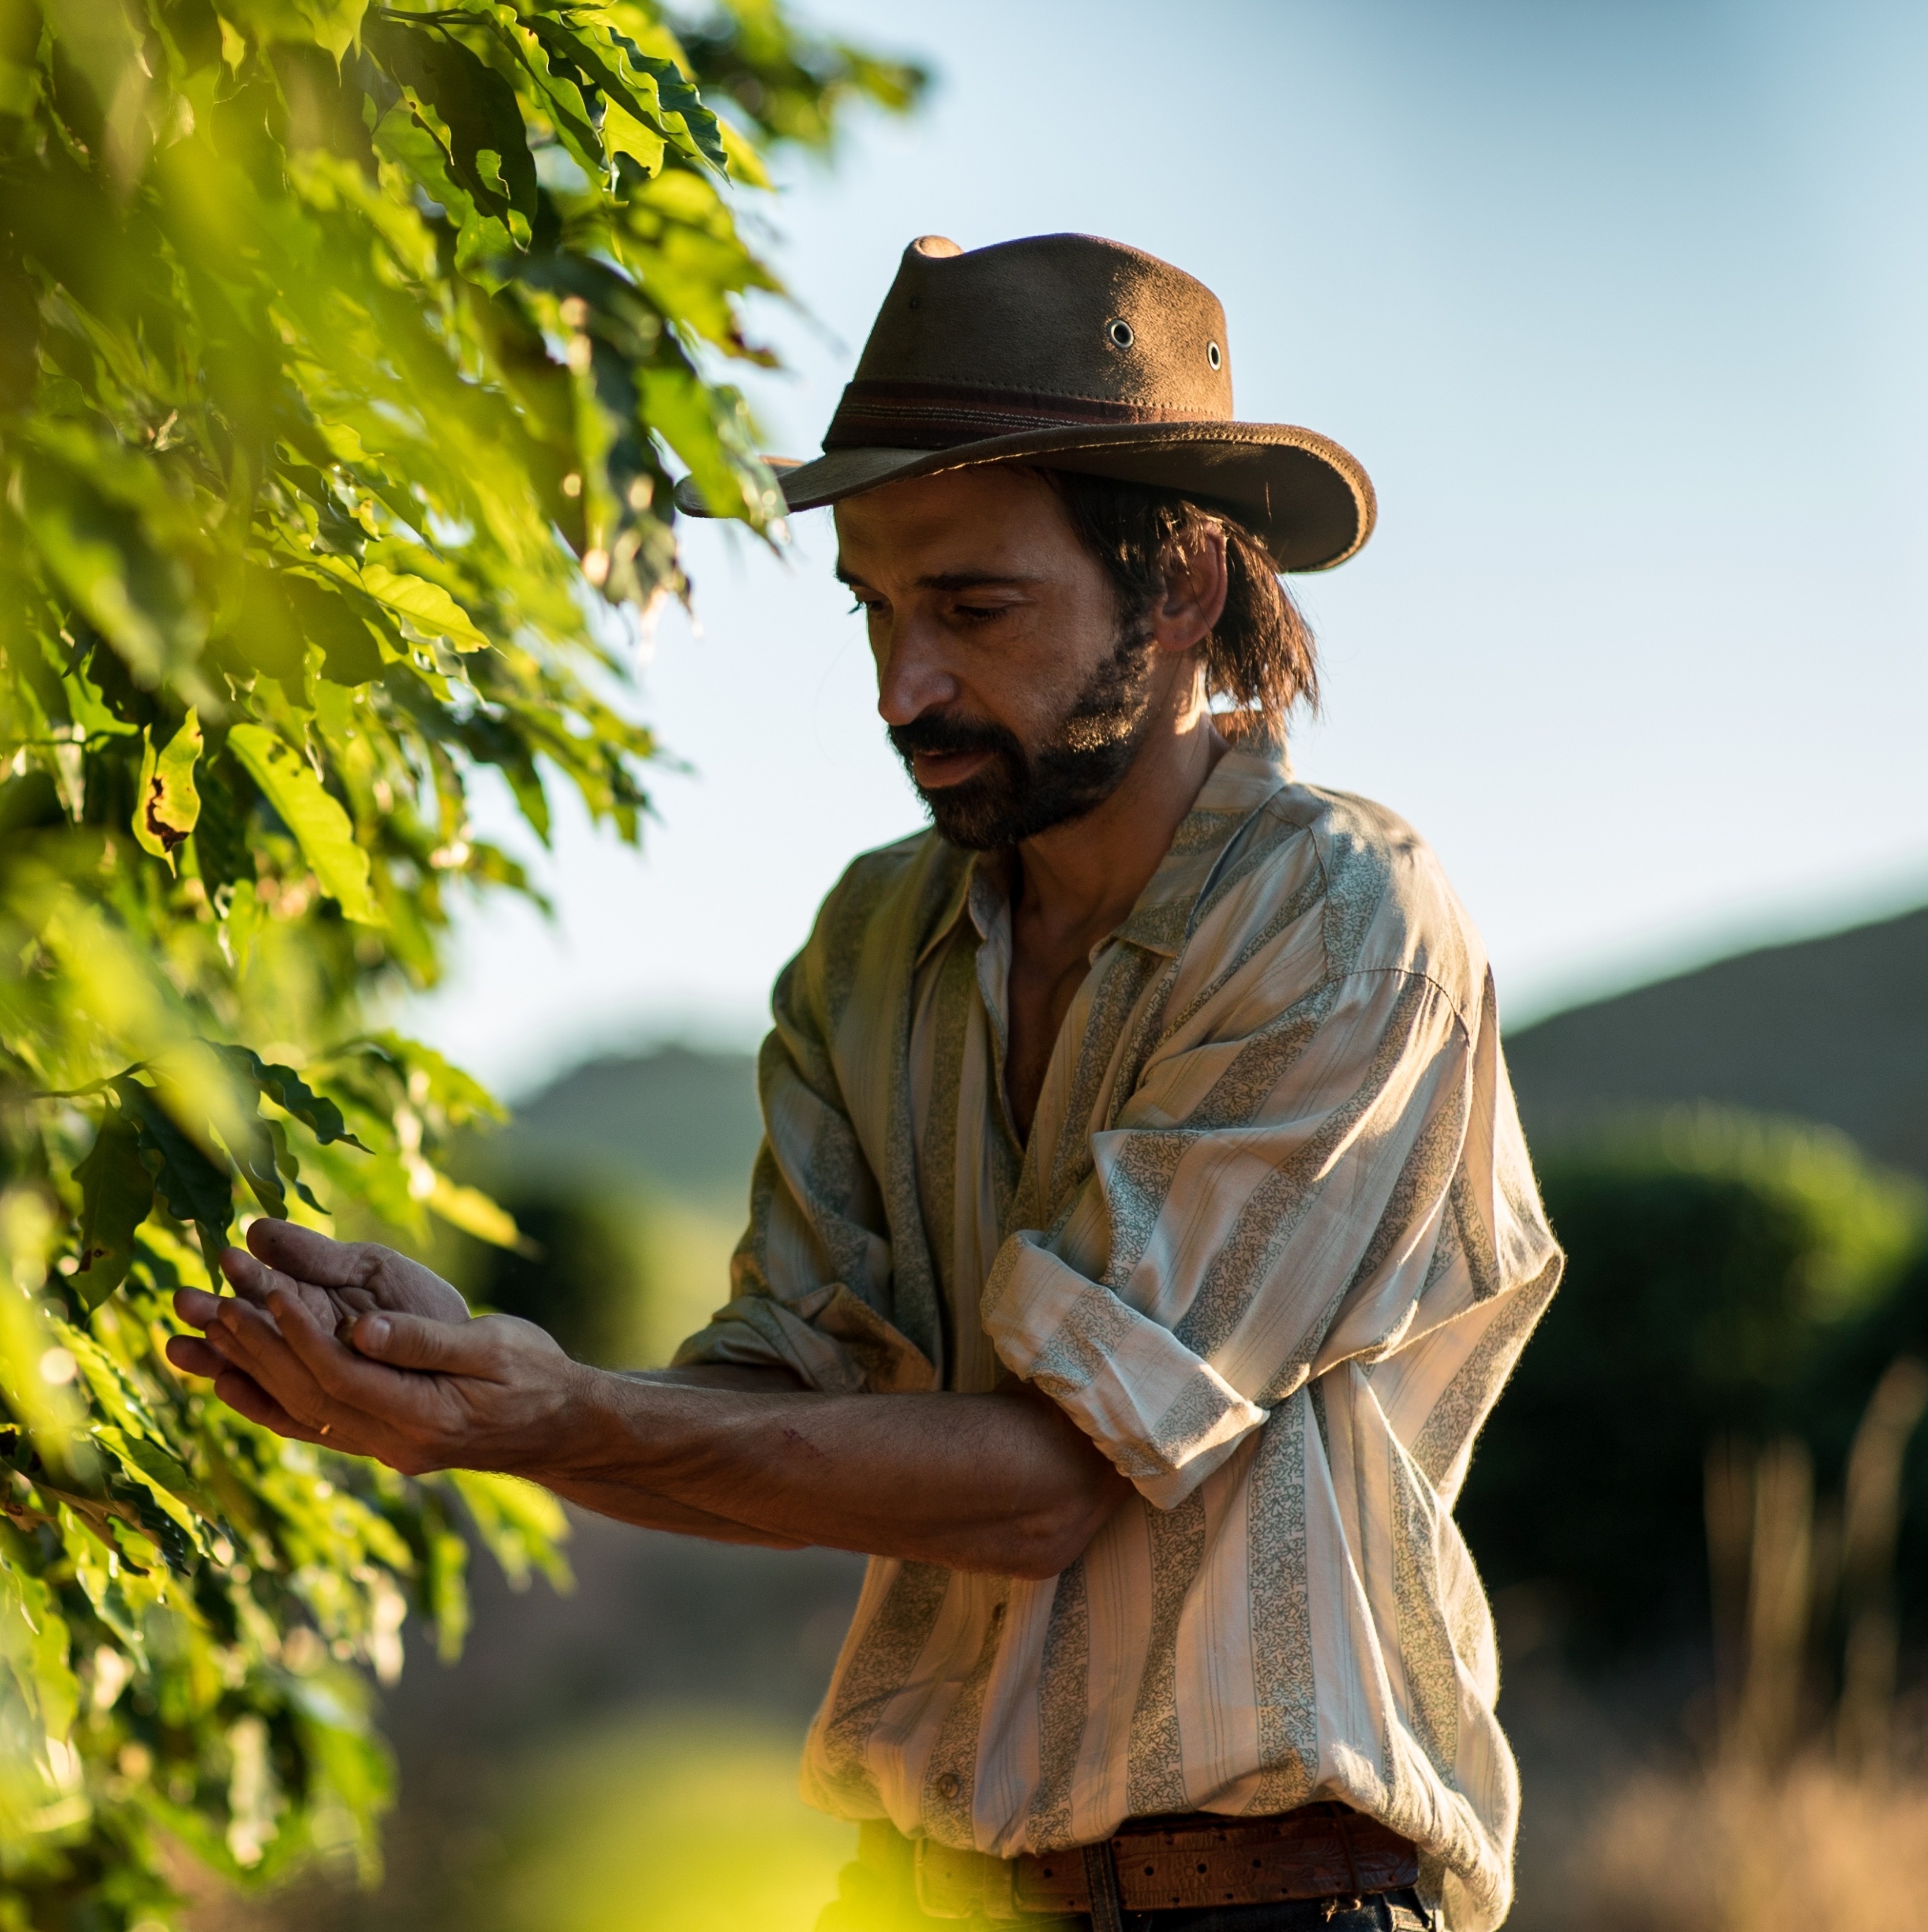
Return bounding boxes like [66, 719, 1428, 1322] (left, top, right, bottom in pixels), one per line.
[833, 562, 1044, 591]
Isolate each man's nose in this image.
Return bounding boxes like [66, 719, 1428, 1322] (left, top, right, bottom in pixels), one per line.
[874, 622, 960, 728]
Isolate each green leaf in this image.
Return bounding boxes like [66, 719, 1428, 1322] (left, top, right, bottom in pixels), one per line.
[364, 16, 539, 244]
[112, 1077, 234, 1284]
[445, 1469, 571, 1592]
[227, 567, 391, 688]
[268, 1118, 326, 1214]
[210, 1044, 370, 1151]
[226, 1110, 287, 1221]
[226, 725, 383, 925]
[131, 710, 203, 872]
[353, 1031, 504, 1127]
[608, 35, 730, 172]
[72, 1110, 157, 1310]
[94, 1426, 220, 1544]
[357, 564, 489, 653]
[425, 1171, 528, 1252]
[13, 441, 203, 685]
[0, 1565, 79, 1742]
[221, 877, 266, 975]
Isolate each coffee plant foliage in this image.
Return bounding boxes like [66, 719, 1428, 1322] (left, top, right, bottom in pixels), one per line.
[0, 0, 920, 1918]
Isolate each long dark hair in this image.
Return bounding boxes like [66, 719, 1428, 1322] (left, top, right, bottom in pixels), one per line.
[1043, 470, 1319, 747]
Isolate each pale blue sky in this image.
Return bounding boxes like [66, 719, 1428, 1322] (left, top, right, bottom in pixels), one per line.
[415, 0, 1928, 1097]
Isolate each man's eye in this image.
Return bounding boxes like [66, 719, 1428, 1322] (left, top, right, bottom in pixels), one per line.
[850, 599, 883, 617]
[954, 605, 1003, 624]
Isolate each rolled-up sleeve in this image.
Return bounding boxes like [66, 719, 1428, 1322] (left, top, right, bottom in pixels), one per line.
[982, 965, 1475, 1507]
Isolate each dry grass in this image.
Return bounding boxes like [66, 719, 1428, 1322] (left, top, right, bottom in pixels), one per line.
[1565, 1760, 1928, 1932]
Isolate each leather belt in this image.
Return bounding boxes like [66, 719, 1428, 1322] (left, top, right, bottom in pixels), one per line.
[912, 1803, 1424, 1921]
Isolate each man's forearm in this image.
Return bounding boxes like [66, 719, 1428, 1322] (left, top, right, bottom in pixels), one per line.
[579, 1365, 812, 1548]
[522, 1372, 1130, 1579]
[559, 1481, 811, 1548]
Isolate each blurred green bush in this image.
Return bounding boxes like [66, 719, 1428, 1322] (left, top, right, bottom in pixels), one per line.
[461, 1189, 649, 1368]
[1460, 1106, 1927, 1662]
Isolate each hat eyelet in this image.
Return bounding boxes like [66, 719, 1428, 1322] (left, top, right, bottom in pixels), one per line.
[1207, 340, 1222, 370]
[1106, 318, 1134, 349]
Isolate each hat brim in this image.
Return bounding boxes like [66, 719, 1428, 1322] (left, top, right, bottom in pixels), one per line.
[674, 420, 1375, 574]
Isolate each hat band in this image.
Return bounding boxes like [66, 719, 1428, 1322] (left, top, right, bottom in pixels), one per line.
[822, 379, 1220, 451]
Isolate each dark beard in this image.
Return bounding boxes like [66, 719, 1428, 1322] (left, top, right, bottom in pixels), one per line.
[888, 627, 1159, 851]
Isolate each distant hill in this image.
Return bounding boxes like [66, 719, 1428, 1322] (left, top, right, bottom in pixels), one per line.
[1506, 903, 1928, 1177]
[489, 1041, 763, 1214]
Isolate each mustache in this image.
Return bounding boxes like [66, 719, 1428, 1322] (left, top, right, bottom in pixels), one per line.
[888, 711, 1024, 769]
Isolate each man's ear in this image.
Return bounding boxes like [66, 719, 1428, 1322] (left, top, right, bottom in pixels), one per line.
[1149, 523, 1230, 655]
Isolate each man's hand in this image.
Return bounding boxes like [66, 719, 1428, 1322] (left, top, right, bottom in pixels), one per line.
[166, 1219, 576, 1471]
[175, 1218, 468, 1339]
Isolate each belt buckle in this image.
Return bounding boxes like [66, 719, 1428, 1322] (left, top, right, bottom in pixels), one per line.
[914, 1836, 1023, 1921]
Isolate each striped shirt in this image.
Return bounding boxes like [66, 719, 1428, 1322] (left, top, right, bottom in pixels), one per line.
[674, 747, 1562, 1931]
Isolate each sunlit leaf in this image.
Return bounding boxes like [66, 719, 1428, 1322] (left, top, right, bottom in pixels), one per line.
[226, 725, 382, 926]
[357, 565, 489, 653]
[131, 710, 203, 872]
[426, 1172, 527, 1252]
[0, 1192, 88, 1465]
[444, 1469, 571, 1592]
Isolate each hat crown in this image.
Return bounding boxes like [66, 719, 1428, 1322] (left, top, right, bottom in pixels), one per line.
[676, 230, 1373, 577]
[837, 233, 1233, 439]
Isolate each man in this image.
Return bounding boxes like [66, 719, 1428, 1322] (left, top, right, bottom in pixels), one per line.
[169, 235, 1562, 1932]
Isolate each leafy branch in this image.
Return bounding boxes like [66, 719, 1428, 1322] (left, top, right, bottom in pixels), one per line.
[0, 0, 922, 1918]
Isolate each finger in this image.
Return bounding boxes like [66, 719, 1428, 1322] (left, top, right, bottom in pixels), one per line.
[208, 1364, 334, 1446]
[208, 1295, 349, 1432]
[247, 1219, 472, 1324]
[174, 1286, 224, 1332]
[266, 1287, 461, 1427]
[165, 1334, 225, 1380]
[246, 1219, 380, 1291]
[222, 1245, 357, 1336]
[348, 1309, 505, 1377]
[220, 1244, 302, 1310]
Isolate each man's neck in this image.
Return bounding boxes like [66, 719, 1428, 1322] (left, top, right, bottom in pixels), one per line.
[999, 674, 1228, 1143]
[997, 681, 1226, 1140]
[1012, 689, 1228, 950]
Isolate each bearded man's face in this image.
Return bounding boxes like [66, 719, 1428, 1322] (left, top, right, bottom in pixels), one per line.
[834, 466, 1170, 852]
[884, 623, 1157, 848]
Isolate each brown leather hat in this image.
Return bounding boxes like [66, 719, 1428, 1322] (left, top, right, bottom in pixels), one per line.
[677, 232, 1374, 572]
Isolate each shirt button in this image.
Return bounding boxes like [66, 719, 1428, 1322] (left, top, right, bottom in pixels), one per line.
[936, 1772, 963, 1800]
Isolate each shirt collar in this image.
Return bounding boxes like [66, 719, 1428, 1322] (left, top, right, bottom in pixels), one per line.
[1109, 745, 1290, 958]
[912, 743, 1291, 969]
